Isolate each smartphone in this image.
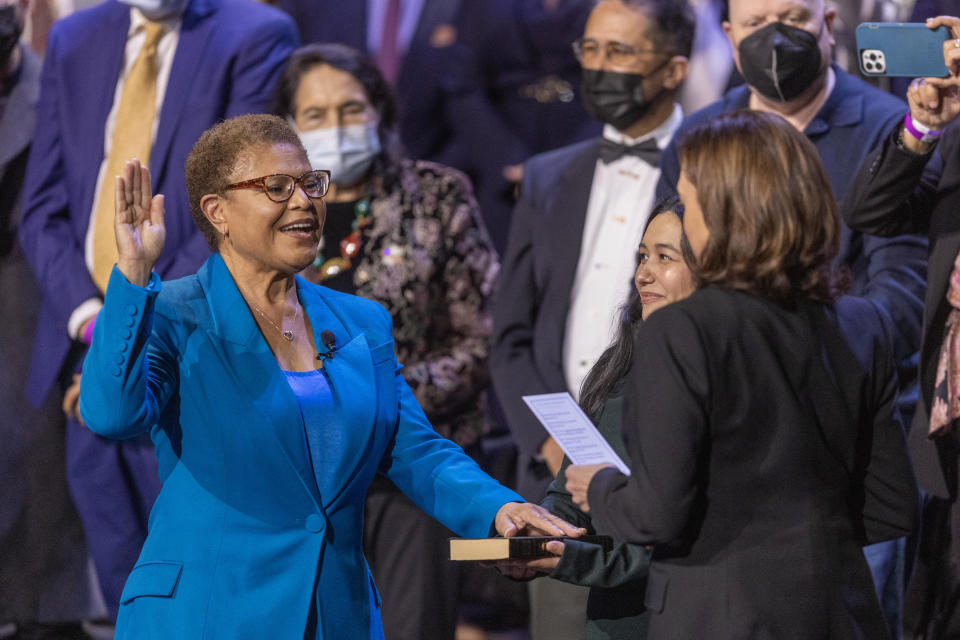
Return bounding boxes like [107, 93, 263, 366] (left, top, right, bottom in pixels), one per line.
[856, 22, 950, 78]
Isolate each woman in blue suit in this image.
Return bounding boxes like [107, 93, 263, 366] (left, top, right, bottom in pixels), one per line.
[78, 114, 580, 639]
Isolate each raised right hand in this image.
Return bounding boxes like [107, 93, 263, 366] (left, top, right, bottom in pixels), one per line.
[115, 158, 166, 286]
[906, 17, 960, 134]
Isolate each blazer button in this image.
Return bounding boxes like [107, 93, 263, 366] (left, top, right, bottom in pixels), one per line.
[115, 353, 126, 365]
[111, 366, 122, 377]
[304, 514, 324, 533]
[125, 317, 135, 327]
[125, 304, 137, 316]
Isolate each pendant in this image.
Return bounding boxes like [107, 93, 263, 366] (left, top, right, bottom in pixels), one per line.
[282, 330, 294, 342]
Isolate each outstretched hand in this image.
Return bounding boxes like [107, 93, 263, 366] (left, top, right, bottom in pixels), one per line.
[906, 17, 960, 134]
[115, 159, 165, 286]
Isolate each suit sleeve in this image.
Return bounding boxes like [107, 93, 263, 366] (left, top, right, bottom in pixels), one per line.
[858, 304, 919, 543]
[587, 309, 711, 545]
[544, 456, 651, 589]
[839, 121, 945, 238]
[490, 166, 556, 459]
[399, 170, 497, 433]
[79, 268, 179, 439]
[375, 304, 524, 538]
[18, 24, 102, 324]
[223, 12, 299, 117]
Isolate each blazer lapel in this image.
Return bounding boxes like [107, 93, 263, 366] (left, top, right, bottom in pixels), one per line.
[151, 0, 218, 187]
[551, 139, 601, 311]
[197, 255, 324, 511]
[299, 284, 382, 506]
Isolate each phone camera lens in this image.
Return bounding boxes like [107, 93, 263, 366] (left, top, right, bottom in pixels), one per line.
[868, 53, 877, 61]
[865, 62, 874, 71]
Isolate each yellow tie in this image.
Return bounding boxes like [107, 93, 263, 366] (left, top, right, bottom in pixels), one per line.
[91, 22, 166, 292]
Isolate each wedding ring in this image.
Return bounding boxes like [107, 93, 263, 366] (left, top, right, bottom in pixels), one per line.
[954, 39, 960, 49]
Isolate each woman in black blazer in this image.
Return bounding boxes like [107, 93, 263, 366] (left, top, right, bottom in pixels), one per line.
[566, 110, 918, 639]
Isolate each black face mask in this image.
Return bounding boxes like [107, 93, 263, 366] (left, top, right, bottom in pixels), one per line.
[738, 22, 823, 102]
[581, 67, 658, 131]
[0, 5, 22, 71]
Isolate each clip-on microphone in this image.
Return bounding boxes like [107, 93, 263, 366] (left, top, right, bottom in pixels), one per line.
[316, 330, 338, 362]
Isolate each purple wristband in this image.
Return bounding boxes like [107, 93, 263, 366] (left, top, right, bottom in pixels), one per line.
[82, 313, 97, 346]
[904, 112, 942, 143]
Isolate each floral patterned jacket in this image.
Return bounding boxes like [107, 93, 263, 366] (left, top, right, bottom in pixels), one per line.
[316, 160, 498, 448]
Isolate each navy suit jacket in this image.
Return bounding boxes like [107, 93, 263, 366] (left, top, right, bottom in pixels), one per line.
[657, 66, 928, 423]
[490, 138, 601, 500]
[273, 0, 462, 164]
[18, 0, 298, 406]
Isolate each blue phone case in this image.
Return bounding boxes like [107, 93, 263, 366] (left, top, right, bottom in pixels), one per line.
[856, 23, 950, 78]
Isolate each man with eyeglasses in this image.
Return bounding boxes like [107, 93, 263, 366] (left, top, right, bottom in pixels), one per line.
[655, 0, 929, 636]
[17, 0, 297, 621]
[491, 1, 693, 638]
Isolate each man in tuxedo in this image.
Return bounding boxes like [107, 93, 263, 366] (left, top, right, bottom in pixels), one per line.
[18, 0, 297, 618]
[655, 0, 928, 635]
[490, 1, 694, 637]
[273, 0, 462, 167]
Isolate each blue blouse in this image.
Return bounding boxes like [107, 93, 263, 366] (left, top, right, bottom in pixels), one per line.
[282, 368, 340, 498]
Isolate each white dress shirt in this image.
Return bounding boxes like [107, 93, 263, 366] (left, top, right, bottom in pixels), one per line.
[562, 104, 683, 399]
[68, 9, 181, 339]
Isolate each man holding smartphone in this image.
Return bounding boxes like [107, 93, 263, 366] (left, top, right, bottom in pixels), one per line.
[655, 0, 930, 637]
[842, 15, 960, 639]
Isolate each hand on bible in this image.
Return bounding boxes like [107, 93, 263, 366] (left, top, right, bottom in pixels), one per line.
[494, 502, 584, 539]
[115, 158, 166, 286]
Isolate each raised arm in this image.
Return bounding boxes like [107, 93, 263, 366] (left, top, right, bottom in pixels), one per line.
[841, 15, 960, 238]
[79, 161, 177, 439]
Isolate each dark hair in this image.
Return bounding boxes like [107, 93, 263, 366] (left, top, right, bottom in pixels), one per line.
[184, 114, 306, 251]
[621, 0, 696, 58]
[579, 196, 685, 421]
[271, 43, 404, 183]
[677, 109, 844, 304]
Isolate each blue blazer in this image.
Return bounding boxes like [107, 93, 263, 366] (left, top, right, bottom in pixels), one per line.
[18, 0, 297, 406]
[79, 254, 521, 639]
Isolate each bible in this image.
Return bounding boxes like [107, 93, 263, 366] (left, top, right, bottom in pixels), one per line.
[449, 535, 613, 561]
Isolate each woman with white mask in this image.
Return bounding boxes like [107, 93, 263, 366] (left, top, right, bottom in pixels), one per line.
[272, 43, 500, 640]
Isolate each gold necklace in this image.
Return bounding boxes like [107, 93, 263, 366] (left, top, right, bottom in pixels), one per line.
[250, 300, 301, 342]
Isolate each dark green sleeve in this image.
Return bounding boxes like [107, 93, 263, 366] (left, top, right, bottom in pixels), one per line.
[541, 394, 651, 588]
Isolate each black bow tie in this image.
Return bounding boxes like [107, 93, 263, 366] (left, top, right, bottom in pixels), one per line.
[598, 137, 661, 167]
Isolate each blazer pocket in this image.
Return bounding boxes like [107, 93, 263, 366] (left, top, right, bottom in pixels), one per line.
[370, 340, 396, 366]
[643, 563, 668, 614]
[120, 561, 183, 604]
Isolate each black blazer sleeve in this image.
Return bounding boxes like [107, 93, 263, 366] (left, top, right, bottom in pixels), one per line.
[839, 124, 946, 238]
[587, 308, 711, 546]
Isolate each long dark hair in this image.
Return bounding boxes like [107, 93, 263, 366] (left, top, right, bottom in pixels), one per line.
[579, 196, 685, 421]
[271, 43, 405, 186]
